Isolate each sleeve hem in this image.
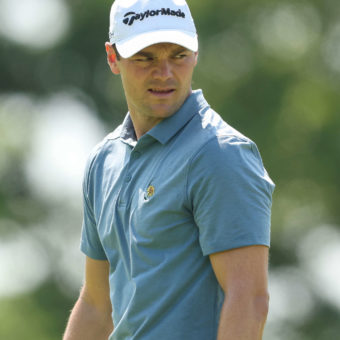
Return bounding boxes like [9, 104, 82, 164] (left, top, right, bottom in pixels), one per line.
[202, 241, 270, 257]
[80, 244, 108, 261]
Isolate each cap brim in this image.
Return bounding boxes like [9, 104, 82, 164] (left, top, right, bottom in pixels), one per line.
[115, 30, 198, 58]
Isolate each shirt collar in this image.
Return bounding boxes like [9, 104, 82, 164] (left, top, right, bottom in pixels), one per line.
[120, 114, 138, 146]
[119, 89, 209, 146]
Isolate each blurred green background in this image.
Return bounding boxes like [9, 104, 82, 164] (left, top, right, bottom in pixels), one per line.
[1, 0, 340, 339]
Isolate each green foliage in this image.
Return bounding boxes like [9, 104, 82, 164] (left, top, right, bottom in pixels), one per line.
[0, 281, 73, 340]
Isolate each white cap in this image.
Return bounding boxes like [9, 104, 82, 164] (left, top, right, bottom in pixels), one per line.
[109, 0, 198, 58]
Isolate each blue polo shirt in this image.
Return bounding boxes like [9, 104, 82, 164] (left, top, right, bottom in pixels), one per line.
[80, 90, 275, 340]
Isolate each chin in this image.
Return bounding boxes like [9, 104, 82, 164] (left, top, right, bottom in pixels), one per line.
[157, 98, 186, 114]
[151, 106, 179, 118]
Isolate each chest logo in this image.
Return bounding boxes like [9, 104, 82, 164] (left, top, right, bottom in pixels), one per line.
[146, 185, 155, 198]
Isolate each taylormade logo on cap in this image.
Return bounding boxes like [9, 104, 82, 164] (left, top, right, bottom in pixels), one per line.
[123, 8, 186, 26]
[109, 0, 198, 58]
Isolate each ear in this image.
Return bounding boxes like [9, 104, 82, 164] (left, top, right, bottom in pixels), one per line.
[105, 42, 120, 75]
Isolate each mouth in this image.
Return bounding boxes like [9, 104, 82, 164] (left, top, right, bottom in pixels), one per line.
[148, 88, 176, 97]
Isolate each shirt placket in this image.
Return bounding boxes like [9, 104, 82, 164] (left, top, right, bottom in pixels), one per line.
[116, 144, 144, 210]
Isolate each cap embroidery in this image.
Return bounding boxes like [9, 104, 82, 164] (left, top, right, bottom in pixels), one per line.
[123, 8, 185, 26]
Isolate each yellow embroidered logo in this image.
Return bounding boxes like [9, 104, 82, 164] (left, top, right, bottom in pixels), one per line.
[146, 185, 155, 198]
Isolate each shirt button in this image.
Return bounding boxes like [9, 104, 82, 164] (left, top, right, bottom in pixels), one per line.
[125, 174, 132, 182]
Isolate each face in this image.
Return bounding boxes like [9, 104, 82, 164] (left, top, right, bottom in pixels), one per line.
[106, 42, 198, 131]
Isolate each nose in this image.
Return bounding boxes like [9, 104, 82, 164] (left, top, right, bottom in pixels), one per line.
[152, 59, 173, 80]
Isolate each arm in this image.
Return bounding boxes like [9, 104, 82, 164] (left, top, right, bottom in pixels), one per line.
[210, 245, 269, 340]
[63, 256, 113, 340]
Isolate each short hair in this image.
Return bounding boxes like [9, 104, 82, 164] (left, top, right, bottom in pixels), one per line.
[112, 44, 121, 61]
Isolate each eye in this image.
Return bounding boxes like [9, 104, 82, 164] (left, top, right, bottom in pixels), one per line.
[174, 53, 188, 59]
[133, 57, 153, 62]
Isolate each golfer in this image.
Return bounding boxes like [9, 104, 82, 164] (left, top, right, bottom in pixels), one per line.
[63, 0, 275, 339]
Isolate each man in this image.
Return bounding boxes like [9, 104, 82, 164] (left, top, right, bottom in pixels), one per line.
[63, 0, 275, 339]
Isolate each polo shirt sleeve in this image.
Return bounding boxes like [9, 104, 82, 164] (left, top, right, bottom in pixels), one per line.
[187, 135, 275, 256]
[80, 152, 107, 261]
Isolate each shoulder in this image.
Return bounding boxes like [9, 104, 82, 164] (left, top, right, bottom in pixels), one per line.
[190, 108, 256, 168]
[189, 106, 251, 147]
[188, 109, 274, 191]
[188, 134, 260, 184]
[83, 124, 123, 181]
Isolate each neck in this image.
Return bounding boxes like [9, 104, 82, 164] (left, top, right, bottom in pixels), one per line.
[129, 114, 163, 140]
[128, 89, 193, 140]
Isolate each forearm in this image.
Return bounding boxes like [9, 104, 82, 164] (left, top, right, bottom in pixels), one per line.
[63, 296, 113, 340]
[217, 295, 269, 340]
